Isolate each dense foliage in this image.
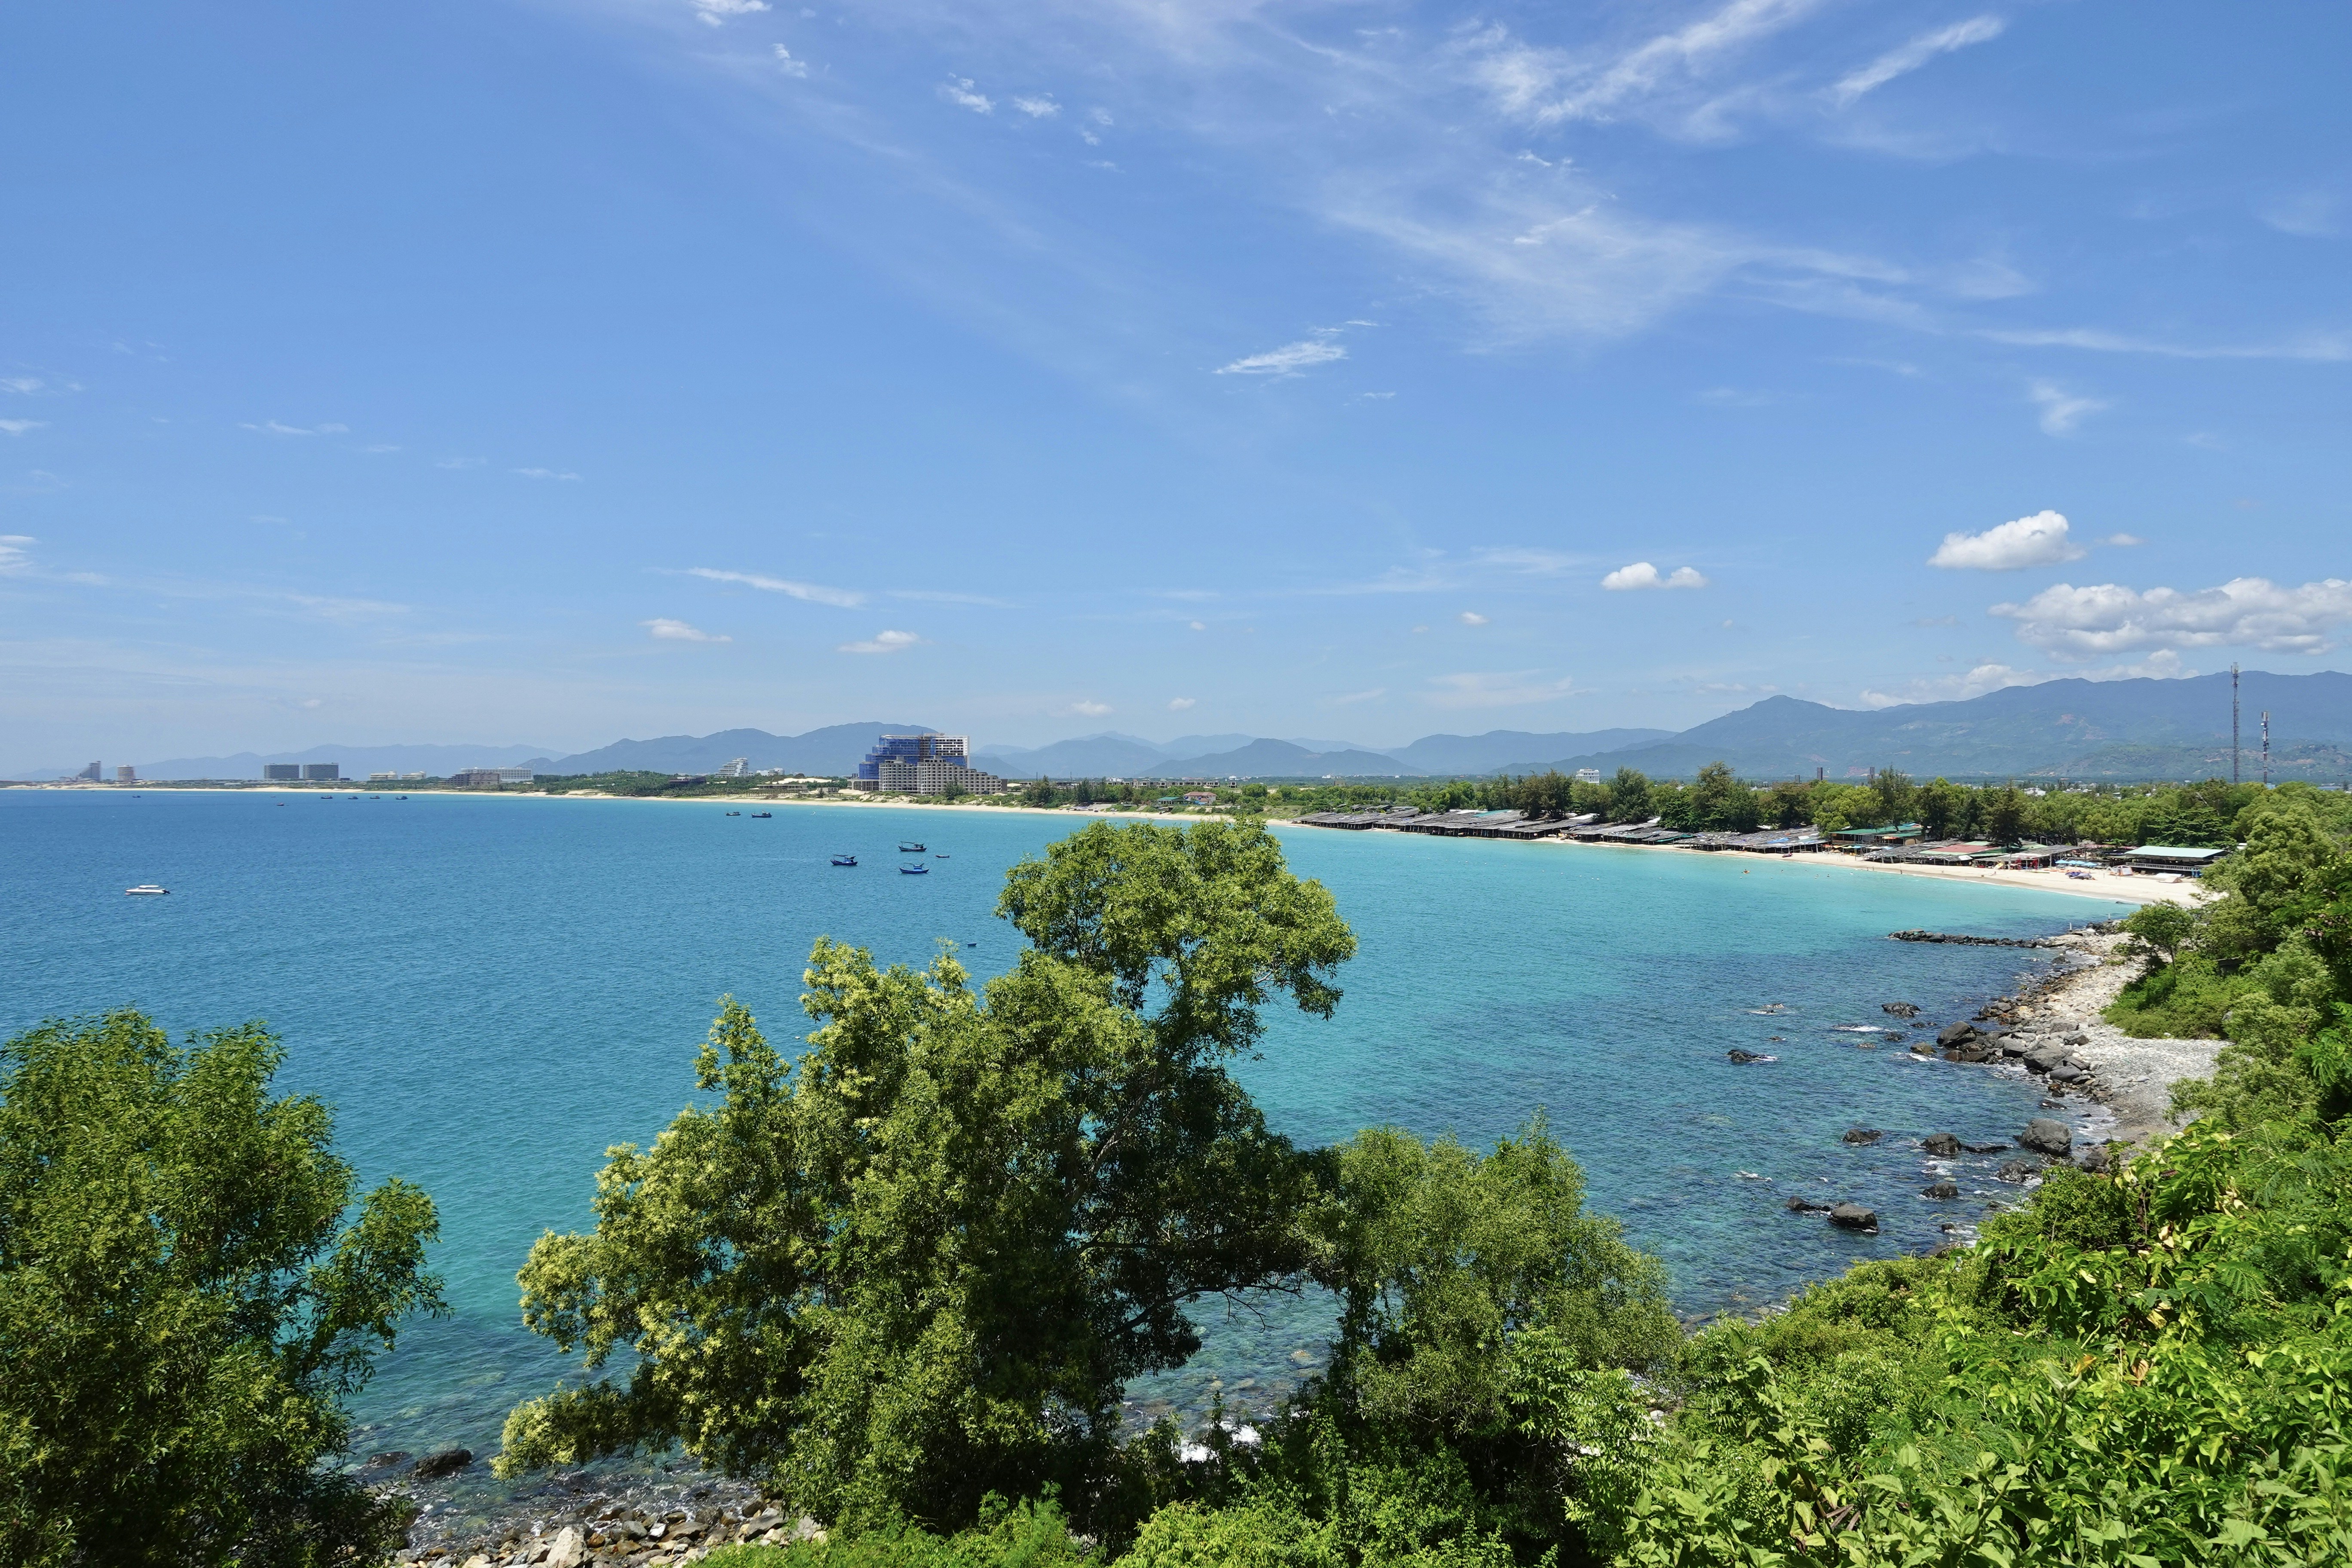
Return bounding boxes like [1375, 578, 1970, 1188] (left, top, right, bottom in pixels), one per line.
[0, 1012, 444, 1568]
[498, 821, 1357, 1529]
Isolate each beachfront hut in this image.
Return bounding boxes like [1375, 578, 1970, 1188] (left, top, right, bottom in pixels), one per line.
[2126, 845, 2230, 876]
[1830, 823, 1925, 852]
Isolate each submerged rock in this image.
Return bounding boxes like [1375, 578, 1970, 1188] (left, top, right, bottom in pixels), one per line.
[1962, 1141, 2010, 1154]
[1727, 1049, 1762, 1063]
[1882, 1001, 1921, 1017]
[1828, 1202, 1879, 1231]
[1921, 1181, 1959, 1200]
[1997, 1159, 2040, 1184]
[1785, 1195, 1831, 1212]
[413, 1447, 473, 1479]
[1841, 1127, 1884, 1145]
[2018, 1118, 2073, 1156]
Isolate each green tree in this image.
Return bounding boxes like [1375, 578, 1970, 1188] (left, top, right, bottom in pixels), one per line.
[1869, 768, 1914, 827]
[499, 822, 1357, 1532]
[1983, 785, 2026, 846]
[1609, 768, 1653, 823]
[0, 1011, 445, 1568]
[1916, 777, 1964, 839]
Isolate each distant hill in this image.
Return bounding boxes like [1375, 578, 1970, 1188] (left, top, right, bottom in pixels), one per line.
[89, 743, 557, 782]
[545, 723, 934, 777]
[1169, 739, 1427, 778]
[973, 735, 1188, 778]
[1396, 728, 1675, 776]
[1527, 672, 2352, 782]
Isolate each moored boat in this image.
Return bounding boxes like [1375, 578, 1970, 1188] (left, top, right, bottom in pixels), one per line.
[831, 854, 858, 866]
[126, 884, 169, 896]
[898, 841, 925, 853]
[899, 863, 929, 875]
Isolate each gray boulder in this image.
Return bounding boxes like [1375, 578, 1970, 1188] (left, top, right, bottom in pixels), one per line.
[2049, 1064, 2087, 1084]
[1727, 1049, 1762, 1063]
[2024, 1044, 2069, 1074]
[1842, 1127, 1884, 1145]
[2018, 1118, 2073, 1156]
[1882, 1002, 1921, 1017]
[413, 1447, 473, 1479]
[1920, 1133, 1961, 1157]
[2063, 1032, 2090, 1046]
[1785, 1196, 1831, 1213]
[1921, 1180, 1959, 1199]
[1828, 1202, 1879, 1231]
[1997, 1159, 2040, 1183]
[1937, 1021, 1978, 1047]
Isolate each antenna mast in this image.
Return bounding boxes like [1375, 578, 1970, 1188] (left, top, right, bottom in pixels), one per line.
[2232, 664, 2241, 784]
[2262, 710, 2271, 787]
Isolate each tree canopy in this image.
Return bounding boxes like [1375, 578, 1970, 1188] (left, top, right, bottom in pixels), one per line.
[0, 1011, 444, 1568]
[499, 821, 1357, 1529]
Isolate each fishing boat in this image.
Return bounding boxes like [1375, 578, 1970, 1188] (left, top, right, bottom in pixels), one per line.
[726, 811, 740, 816]
[750, 812, 772, 818]
[898, 841, 925, 853]
[899, 863, 930, 875]
[831, 853, 858, 867]
[934, 853, 950, 859]
[125, 885, 169, 896]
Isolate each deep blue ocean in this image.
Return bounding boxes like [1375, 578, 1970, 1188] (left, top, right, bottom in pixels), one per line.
[0, 789, 2128, 1491]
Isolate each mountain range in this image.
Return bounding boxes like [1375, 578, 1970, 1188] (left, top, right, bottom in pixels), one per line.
[20, 671, 2352, 784]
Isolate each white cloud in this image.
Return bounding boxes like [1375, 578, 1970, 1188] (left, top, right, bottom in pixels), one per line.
[1831, 15, 2005, 107]
[241, 420, 315, 436]
[1467, 0, 1831, 129]
[1986, 328, 2352, 362]
[0, 377, 43, 393]
[316, 423, 349, 434]
[1188, 619, 1207, 631]
[1424, 670, 1581, 709]
[0, 420, 46, 436]
[644, 618, 731, 643]
[1927, 509, 2083, 571]
[0, 534, 33, 572]
[1215, 339, 1347, 376]
[2255, 190, 2340, 238]
[514, 467, 582, 481]
[773, 44, 808, 77]
[364, 443, 401, 453]
[1167, 696, 1196, 710]
[1062, 699, 1112, 716]
[838, 629, 923, 654]
[1473, 547, 1582, 575]
[1012, 95, 1060, 118]
[2029, 381, 2107, 435]
[2101, 532, 2144, 547]
[684, 566, 865, 608]
[1994, 577, 2352, 657]
[690, 0, 768, 26]
[435, 456, 487, 469]
[1601, 561, 1709, 590]
[1858, 649, 2196, 707]
[1332, 687, 1387, 705]
[1458, 610, 1490, 625]
[940, 77, 993, 113]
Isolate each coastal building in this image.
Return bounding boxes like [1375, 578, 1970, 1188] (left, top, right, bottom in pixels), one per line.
[76, 761, 101, 781]
[263, 764, 301, 781]
[448, 767, 534, 789]
[715, 757, 751, 778]
[116, 766, 136, 783]
[1576, 769, 1602, 784]
[2126, 845, 2230, 877]
[851, 733, 1008, 796]
[302, 763, 340, 781]
[370, 772, 398, 782]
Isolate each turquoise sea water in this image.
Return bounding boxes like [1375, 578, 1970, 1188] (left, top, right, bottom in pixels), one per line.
[1, 790, 2128, 1488]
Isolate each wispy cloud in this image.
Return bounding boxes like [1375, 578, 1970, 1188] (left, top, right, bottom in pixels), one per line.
[435, 456, 487, 469]
[1060, 698, 1112, 716]
[0, 377, 44, 394]
[1601, 561, 1709, 590]
[684, 567, 866, 608]
[0, 534, 33, 573]
[1424, 670, 1581, 709]
[1929, 509, 2084, 570]
[772, 44, 808, 77]
[1012, 95, 1060, 118]
[689, 0, 768, 27]
[644, 617, 731, 642]
[940, 77, 993, 114]
[1466, 0, 1831, 130]
[1331, 687, 1387, 705]
[1458, 610, 1490, 625]
[838, 629, 923, 654]
[1986, 328, 2352, 362]
[1167, 696, 1196, 710]
[888, 588, 1017, 607]
[1831, 16, 2005, 107]
[514, 467, 582, 481]
[2100, 532, 2144, 547]
[1472, 547, 1584, 576]
[2029, 381, 2105, 435]
[241, 420, 320, 436]
[1215, 339, 1346, 376]
[0, 420, 46, 436]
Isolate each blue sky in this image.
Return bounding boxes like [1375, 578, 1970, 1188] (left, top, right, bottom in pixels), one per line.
[3, 0, 2348, 767]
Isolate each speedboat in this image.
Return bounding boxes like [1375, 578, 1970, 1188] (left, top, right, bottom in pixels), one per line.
[126, 885, 169, 896]
[934, 853, 950, 859]
[898, 841, 925, 853]
[899, 863, 930, 875]
[726, 811, 740, 816]
[831, 854, 858, 867]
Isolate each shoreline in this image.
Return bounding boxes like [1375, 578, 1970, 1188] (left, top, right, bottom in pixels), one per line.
[55, 784, 2214, 909]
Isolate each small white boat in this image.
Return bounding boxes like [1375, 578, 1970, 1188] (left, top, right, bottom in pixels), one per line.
[126, 884, 169, 896]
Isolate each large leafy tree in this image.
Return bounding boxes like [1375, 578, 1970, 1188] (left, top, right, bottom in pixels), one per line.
[0, 1011, 444, 1568]
[498, 821, 1357, 1531]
